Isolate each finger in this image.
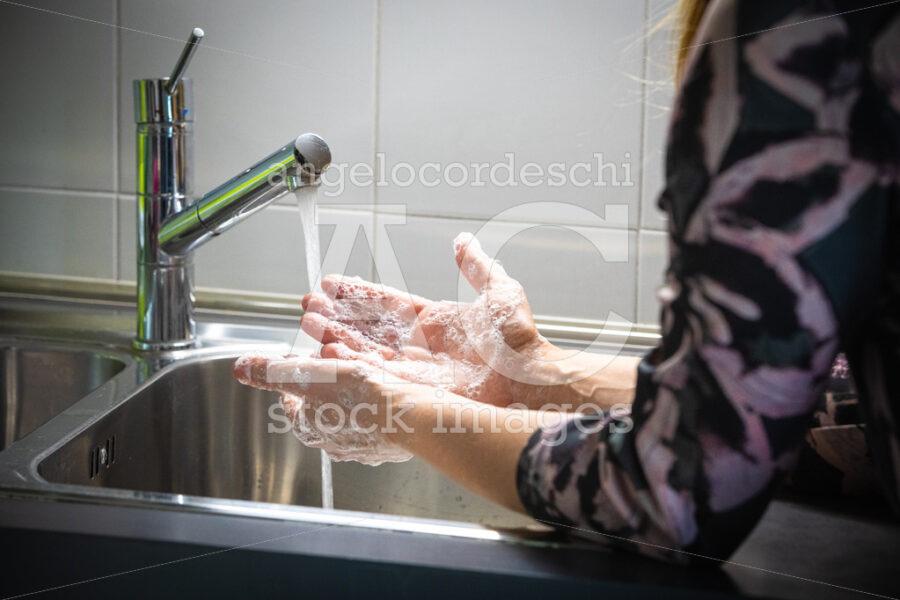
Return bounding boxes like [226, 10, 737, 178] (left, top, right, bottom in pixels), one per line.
[281, 392, 302, 423]
[301, 311, 392, 357]
[319, 275, 437, 351]
[307, 290, 404, 345]
[316, 343, 429, 386]
[319, 342, 404, 375]
[301, 312, 395, 359]
[323, 343, 429, 371]
[324, 342, 456, 388]
[453, 232, 513, 292]
[303, 292, 336, 317]
[233, 353, 272, 387]
[320, 342, 359, 360]
[399, 345, 434, 361]
[321, 342, 394, 371]
[233, 354, 342, 395]
[309, 285, 438, 355]
[321, 274, 430, 312]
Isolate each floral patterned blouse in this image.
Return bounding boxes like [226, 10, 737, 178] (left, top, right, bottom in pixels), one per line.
[516, 0, 900, 563]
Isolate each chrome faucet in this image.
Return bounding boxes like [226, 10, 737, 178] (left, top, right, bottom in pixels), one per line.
[133, 28, 331, 350]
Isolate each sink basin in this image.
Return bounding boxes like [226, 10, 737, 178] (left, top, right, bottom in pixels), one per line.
[39, 356, 323, 506]
[38, 356, 530, 528]
[0, 343, 125, 450]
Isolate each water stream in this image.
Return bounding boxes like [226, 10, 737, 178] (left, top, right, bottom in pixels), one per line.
[294, 185, 334, 510]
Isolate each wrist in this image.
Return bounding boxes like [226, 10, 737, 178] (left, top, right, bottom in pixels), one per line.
[509, 345, 637, 412]
[504, 340, 589, 410]
[564, 352, 639, 411]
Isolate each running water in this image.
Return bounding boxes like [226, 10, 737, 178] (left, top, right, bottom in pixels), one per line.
[294, 185, 334, 510]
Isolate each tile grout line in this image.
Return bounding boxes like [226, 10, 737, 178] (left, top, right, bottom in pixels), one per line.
[370, 0, 381, 283]
[633, 0, 651, 328]
[364, 207, 656, 233]
[216, 203, 665, 236]
[637, 0, 649, 232]
[0, 184, 117, 198]
[1, 185, 669, 233]
[112, 0, 120, 281]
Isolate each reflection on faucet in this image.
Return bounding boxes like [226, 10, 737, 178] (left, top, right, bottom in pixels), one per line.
[133, 29, 331, 350]
[157, 133, 331, 257]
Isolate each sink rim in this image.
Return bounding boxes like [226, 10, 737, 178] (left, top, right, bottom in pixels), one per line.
[0, 337, 138, 453]
[0, 340, 131, 451]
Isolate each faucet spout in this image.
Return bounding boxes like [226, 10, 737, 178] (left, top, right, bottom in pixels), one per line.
[158, 133, 331, 256]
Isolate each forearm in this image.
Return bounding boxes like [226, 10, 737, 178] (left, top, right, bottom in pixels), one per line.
[561, 351, 640, 410]
[385, 386, 561, 514]
[509, 344, 640, 412]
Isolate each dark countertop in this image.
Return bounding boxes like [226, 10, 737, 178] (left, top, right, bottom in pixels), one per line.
[1, 493, 898, 600]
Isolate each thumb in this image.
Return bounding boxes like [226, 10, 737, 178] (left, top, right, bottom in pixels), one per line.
[453, 232, 513, 293]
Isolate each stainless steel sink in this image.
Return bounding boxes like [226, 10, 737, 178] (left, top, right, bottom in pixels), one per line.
[0, 292, 643, 541]
[37, 355, 531, 528]
[1, 343, 125, 450]
[39, 356, 322, 506]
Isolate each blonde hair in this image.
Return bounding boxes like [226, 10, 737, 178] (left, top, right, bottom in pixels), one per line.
[674, 0, 708, 82]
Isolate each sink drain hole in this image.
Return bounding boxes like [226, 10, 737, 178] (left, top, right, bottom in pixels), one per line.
[89, 435, 117, 479]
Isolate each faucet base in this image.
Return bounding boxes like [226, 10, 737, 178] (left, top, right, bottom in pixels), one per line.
[135, 261, 196, 350]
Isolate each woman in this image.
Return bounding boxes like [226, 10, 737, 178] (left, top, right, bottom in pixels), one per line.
[234, 0, 900, 563]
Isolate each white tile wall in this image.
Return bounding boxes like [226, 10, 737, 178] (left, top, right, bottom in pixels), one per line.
[0, 0, 681, 332]
[637, 229, 667, 328]
[0, 0, 116, 191]
[640, 0, 677, 230]
[0, 189, 116, 278]
[377, 0, 645, 228]
[374, 213, 635, 323]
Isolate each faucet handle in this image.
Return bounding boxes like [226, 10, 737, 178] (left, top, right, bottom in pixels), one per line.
[165, 27, 205, 96]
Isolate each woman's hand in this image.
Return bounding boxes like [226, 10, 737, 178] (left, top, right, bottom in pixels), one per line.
[232, 353, 421, 465]
[300, 233, 557, 409]
[232, 232, 638, 507]
[301, 232, 638, 411]
[233, 350, 554, 512]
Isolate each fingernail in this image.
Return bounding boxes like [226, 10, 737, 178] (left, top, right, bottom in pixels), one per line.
[232, 354, 254, 383]
[453, 232, 474, 254]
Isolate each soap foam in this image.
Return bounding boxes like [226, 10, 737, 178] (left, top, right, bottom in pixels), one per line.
[323, 233, 530, 404]
[278, 361, 413, 466]
[282, 391, 413, 466]
[253, 230, 528, 467]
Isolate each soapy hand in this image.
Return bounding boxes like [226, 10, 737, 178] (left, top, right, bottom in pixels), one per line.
[231, 233, 559, 464]
[232, 353, 416, 465]
[300, 232, 561, 409]
[233, 232, 637, 465]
